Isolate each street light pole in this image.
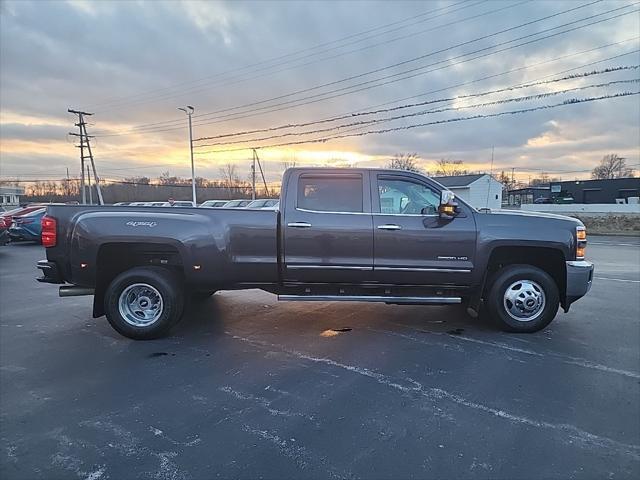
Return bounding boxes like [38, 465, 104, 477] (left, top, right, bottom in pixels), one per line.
[178, 106, 196, 204]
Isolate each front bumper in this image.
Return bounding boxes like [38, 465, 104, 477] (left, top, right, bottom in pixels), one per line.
[565, 260, 594, 309]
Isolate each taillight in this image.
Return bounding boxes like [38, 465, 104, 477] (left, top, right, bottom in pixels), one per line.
[41, 215, 57, 248]
[576, 226, 586, 260]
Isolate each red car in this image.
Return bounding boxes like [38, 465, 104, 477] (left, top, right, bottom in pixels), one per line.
[0, 216, 9, 245]
[0, 206, 43, 227]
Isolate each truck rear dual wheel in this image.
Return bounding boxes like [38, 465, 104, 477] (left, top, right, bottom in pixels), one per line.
[104, 266, 185, 340]
[485, 264, 559, 333]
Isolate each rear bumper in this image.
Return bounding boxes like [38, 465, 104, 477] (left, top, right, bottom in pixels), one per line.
[565, 260, 594, 309]
[36, 260, 64, 284]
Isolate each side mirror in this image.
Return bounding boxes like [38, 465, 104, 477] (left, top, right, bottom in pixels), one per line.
[438, 190, 457, 220]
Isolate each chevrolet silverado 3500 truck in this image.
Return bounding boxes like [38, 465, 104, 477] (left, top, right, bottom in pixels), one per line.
[37, 168, 593, 339]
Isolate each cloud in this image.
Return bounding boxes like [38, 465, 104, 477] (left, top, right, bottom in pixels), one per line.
[0, 0, 638, 183]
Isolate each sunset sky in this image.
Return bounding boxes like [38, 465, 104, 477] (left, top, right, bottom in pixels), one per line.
[1, 0, 639, 185]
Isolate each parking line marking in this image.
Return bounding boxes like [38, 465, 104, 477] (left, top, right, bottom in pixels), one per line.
[373, 325, 640, 380]
[594, 276, 640, 283]
[229, 333, 640, 460]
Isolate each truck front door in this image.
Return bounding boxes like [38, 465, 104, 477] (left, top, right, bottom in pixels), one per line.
[283, 171, 373, 283]
[372, 173, 476, 286]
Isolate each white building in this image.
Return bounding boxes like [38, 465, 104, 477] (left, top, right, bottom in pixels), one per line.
[433, 174, 503, 210]
[0, 186, 25, 209]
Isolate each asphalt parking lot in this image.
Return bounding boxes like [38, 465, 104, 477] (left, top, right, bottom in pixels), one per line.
[1, 238, 639, 479]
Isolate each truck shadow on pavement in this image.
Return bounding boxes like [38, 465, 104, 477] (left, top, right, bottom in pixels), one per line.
[173, 291, 501, 344]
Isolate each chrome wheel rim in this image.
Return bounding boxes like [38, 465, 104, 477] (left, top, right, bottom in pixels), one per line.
[503, 279, 546, 322]
[118, 283, 164, 327]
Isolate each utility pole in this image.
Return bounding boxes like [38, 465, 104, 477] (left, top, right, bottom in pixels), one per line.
[68, 109, 104, 205]
[178, 106, 196, 204]
[511, 167, 515, 185]
[251, 149, 257, 200]
[253, 149, 269, 197]
[86, 164, 93, 204]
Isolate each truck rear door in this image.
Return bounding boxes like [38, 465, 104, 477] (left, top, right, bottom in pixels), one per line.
[371, 172, 476, 286]
[282, 171, 373, 283]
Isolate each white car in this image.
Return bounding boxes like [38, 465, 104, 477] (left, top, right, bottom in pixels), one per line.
[223, 199, 251, 208]
[245, 199, 278, 209]
[163, 201, 196, 207]
[200, 200, 229, 208]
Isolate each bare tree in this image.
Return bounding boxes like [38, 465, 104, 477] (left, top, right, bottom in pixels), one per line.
[498, 170, 517, 191]
[387, 153, 422, 173]
[281, 159, 297, 173]
[433, 158, 468, 176]
[591, 154, 635, 179]
[124, 176, 150, 185]
[528, 172, 561, 186]
[220, 163, 240, 189]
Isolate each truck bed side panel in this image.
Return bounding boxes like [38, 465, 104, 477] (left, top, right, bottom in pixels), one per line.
[44, 206, 279, 288]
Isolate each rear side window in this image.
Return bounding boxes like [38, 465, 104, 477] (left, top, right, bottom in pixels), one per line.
[297, 175, 363, 213]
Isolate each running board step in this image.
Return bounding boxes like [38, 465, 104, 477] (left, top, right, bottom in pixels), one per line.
[277, 295, 461, 304]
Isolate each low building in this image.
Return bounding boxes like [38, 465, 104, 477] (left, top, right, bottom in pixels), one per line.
[549, 177, 639, 204]
[506, 186, 551, 206]
[433, 174, 503, 210]
[0, 186, 25, 209]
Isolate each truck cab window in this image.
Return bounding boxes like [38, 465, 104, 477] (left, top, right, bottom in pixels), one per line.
[378, 177, 440, 215]
[297, 175, 363, 213]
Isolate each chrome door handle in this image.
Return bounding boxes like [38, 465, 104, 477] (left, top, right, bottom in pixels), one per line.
[287, 222, 312, 228]
[377, 224, 402, 230]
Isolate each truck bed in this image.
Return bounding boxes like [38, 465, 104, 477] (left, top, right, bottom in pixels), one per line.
[44, 205, 280, 288]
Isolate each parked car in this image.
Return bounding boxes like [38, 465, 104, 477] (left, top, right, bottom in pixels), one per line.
[113, 202, 131, 206]
[0, 216, 9, 245]
[9, 208, 46, 242]
[223, 199, 251, 208]
[37, 168, 593, 340]
[534, 197, 553, 204]
[245, 199, 279, 209]
[170, 201, 196, 207]
[0, 205, 44, 226]
[200, 200, 229, 208]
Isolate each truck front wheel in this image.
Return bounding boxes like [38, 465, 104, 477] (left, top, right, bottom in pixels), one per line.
[485, 264, 559, 333]
[104, 267, 185, 340]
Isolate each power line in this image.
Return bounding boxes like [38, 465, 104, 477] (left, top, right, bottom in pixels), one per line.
[193, 79, 639, 148]
[350, 41, 640, 113]
[184, 0, 608, 121]
[195, 91, 639, 154]
[95, 0, 609, 136]
[97, 4, 637, 138]
[93, 1, 518, 115]
[86, 0, 475, 111]
[185, 4, 636, 125]
[193, 65, 639, 144]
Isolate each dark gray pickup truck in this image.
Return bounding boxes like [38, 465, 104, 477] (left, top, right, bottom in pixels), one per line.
[37, 167, 593, 339]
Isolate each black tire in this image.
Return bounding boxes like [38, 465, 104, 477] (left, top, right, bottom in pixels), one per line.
[104, 266, 185, 340]
[485, 264, 559, 333]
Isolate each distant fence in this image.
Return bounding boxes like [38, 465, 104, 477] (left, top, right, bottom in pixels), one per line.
[521, 203, 640, 215]
[520, 203, 640, 234]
